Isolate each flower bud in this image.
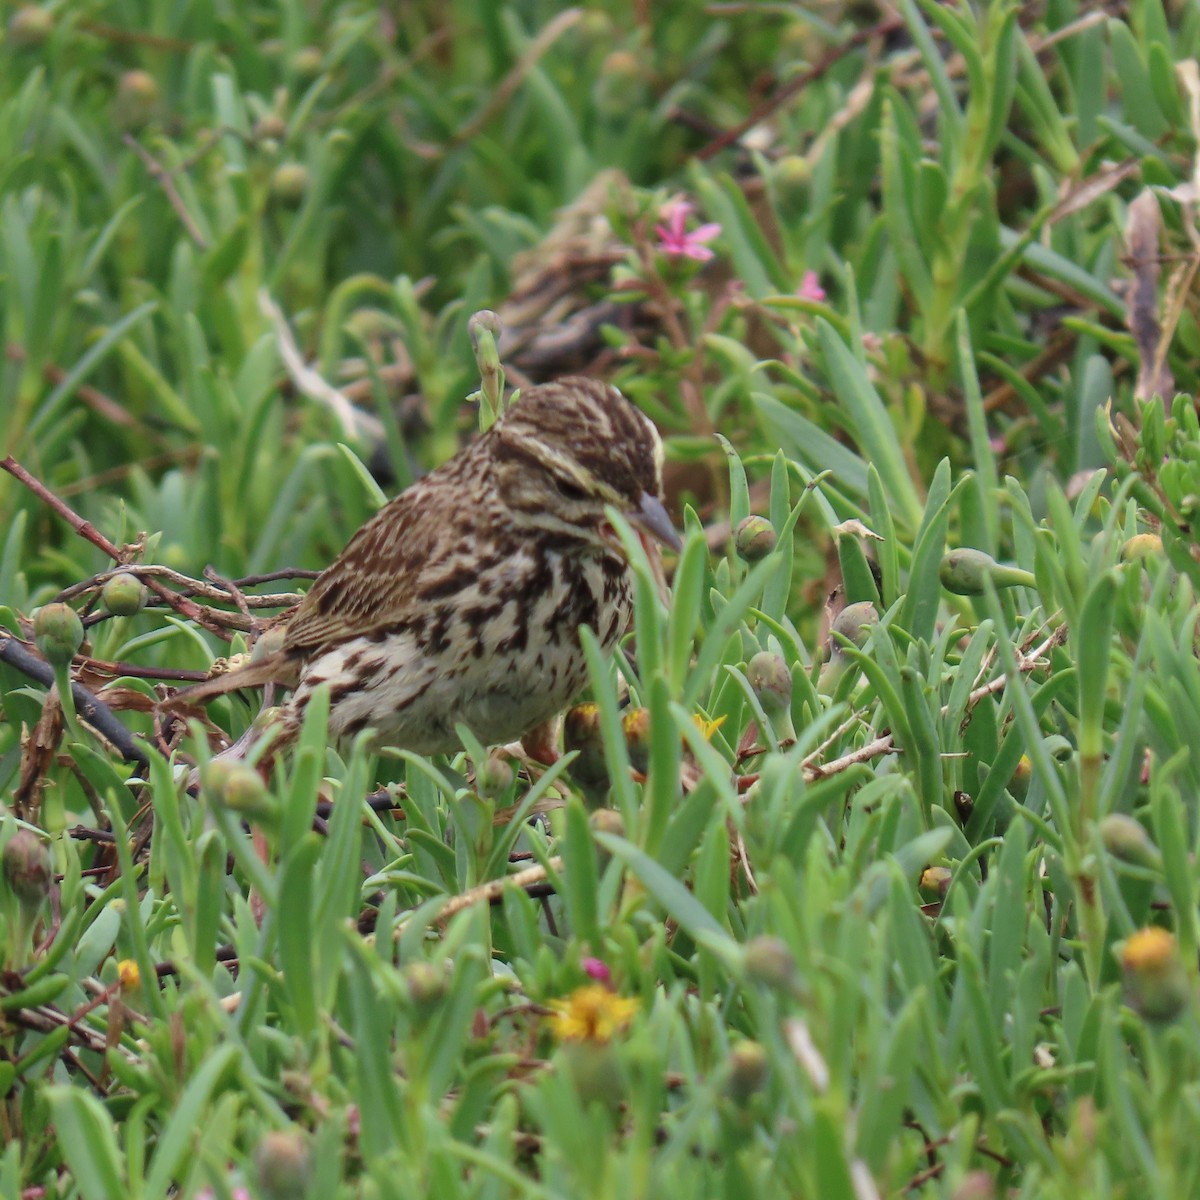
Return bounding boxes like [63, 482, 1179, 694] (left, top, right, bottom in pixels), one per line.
[113, 70, 160, 131]
[270, 162, 309, 208]
[222, 766, 267, 808]
[743, 935, 796, 991]
[621, 707, 651, 775]
[1120, 926, 1190, 1023]
[7, 5, 52, 46]
[254, 1129, 311, 1200]
[476, 751, 515, 799]
[213, 764, 277, 822]
[565, 703, 610, 795]
[289, 46, 324, 80]
[468, 310, 502, 353]
[254, 112, 287, 142]
[34, 603, 84, 666]
[724, 1040, 770, 1104]
[1100, 813, 1162, 870]
[746, 652, 791, 716]
[101, 572, 148, 616]
[939, 548, 1035, 595]
[774, 155, 811, 193]
[734, 515, 776, 563]
[582, 957, 611, 985]
[1121, 533, 1162, 563]
[830, 601, 879, 649]
[748, 651, 797, 741]
[588, 808, 625, 839]
[595, 50, 644, 112]
[403, 960, 447, 1019]
[1008, 754, 1032, 800]
[919, 866, 952, 900]
[3, 830, 51, 909]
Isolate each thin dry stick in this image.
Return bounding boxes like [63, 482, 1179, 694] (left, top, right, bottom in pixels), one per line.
[790, 621, 1068, 789]
[449, 9, 583, 149]
[259, 289, 383, 442]
[696, 15, 904, 160]
[0, 631, 150, 767]
[393, 857, 563, 937]
[2, 455, 229, 636]
[122, 133, 209, 249]
[58, 563, 304, 609]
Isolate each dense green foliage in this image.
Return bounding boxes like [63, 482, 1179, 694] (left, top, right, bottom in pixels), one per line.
[3, 1, 1200, 1196]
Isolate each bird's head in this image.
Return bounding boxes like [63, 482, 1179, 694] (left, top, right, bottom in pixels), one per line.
[491, 377, 681, 553]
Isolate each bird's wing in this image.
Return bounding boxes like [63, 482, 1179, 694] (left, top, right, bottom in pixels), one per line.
[282, 445, 492, 655]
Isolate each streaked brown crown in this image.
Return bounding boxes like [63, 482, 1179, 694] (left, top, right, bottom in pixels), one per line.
[494, 376, 665, 511]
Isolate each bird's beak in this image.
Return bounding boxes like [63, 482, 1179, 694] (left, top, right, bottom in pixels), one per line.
[630, 492, 682, 553]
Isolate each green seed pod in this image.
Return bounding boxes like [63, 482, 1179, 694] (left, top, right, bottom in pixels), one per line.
[773, 154, 811, 193]
[743, 935, 797, 991]
[403, 960, 448, 1018]
[621, 707, 651, 775]
[1100, 813, 1162, 870]
[476, 751, 515, 799]
[34, 603, 84, 666]
[100, 572, 148, 616]
[747, 651, 796, 741]
[254, 1129, 312, 1200]
[830, 601, 879, 649]
[1120, 927, 1190, 1023]
[3, 830, 51, 909]
[113, 70, 161, 131]
[289, 46, 323, 80]
[734, 515, 776, 563]
[270, 162, 310, 208]
[939, 548, 1036, 595]
[746, 652, 791, 715]
[7, 5, 52, 46]
[725, 1040, 770, 1104]
[216, 765, 278, 822]
[254, 112, 287, 142]
[588, 808, 625, 839]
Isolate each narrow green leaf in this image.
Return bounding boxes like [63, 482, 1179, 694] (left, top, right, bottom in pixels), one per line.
[45, 1088, 127, 1200]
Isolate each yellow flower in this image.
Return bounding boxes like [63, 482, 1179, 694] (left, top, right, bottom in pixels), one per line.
[1120, 926, 1177, 974]
[1120, 926, 1191, 1022]
[549, 985, 639, 1044]
[693, 713, 726, 741]
[117, 959, 141, 992]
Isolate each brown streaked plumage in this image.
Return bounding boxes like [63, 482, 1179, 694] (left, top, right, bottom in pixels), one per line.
[170, 376, 678, 757]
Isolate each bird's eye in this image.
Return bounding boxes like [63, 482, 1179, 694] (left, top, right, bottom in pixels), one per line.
[555, 477, 589, 502]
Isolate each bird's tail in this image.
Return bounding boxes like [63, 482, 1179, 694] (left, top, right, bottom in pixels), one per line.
[163, 652, 293, 711]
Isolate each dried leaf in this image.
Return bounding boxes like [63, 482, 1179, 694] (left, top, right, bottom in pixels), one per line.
[1124, 190, 1175, 402]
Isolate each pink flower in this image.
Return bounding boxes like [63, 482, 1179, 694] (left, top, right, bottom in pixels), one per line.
[655, 199, 721, 262]
[797, 270, 826, 302]
[582, 956, 612, 985]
